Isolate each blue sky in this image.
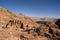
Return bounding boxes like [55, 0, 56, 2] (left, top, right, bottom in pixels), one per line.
[0, 0, 60, 18]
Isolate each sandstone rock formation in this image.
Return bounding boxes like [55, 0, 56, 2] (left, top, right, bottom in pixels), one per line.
[0, 7, 60, 40]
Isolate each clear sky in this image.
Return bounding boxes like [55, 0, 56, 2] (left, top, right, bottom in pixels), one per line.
[0, 0, 60, 18]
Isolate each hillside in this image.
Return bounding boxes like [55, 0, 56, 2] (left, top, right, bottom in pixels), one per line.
[0, 7, 60, 40]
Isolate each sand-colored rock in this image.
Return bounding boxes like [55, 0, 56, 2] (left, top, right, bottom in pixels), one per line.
[0, 7, 60, 40]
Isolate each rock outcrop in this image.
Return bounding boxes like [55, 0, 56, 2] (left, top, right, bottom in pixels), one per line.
[55, 19, 60, 28]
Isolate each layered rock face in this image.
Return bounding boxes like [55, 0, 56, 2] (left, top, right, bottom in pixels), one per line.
[0, 7, 60, 40]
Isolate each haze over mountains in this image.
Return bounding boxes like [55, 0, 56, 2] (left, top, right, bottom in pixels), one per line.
[0, 7, 60, 40]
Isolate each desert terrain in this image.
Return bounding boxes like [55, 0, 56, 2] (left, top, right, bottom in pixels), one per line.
[0, 7, 60, 40]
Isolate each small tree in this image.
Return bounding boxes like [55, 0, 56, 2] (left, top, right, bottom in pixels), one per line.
[34, 27, 41, 36]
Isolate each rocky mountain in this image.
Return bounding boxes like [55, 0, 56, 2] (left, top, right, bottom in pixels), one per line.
[0, 7, 60, 40]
